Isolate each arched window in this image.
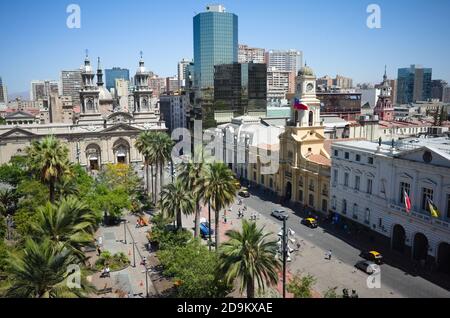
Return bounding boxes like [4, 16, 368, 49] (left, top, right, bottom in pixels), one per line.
[309, 194, 314, 207]
[353, 204, 358, 219]
[365, 208, 371, 224]
[308, 111, 314, 126]
[332, 196, 337, 209]
[342, 199, 347, 214]
[86, 98, 94, 111]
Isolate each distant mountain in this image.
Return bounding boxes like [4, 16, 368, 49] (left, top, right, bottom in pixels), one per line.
[8, 91, 29, 101]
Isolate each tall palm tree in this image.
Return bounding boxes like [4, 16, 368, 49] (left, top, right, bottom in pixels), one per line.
[178, 148, 208, 238]
[159, 179, 194, 230]
[151, 132, 174, 201]
[204, 162, 237, 249]
[135, 131, 154, 197]
[31, 196, 98, 258]
[219, 220, 281, 298]
[5, 239, 93, 298]
[26, 135, 71, 203]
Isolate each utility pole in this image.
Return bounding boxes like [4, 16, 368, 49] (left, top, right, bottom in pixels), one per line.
[208, 201, 212, 251]
[123, 220, 127, 244]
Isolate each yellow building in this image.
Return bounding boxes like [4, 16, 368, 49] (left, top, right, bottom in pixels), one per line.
[252, 65, 332, 215]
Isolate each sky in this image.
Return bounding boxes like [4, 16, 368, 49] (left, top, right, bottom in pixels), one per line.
[1, 0, 450, 94]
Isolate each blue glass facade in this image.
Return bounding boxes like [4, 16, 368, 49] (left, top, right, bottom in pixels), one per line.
[397, 65, 432, 104]
[193, 10, 238, 89]
[105, 68, 130, 91]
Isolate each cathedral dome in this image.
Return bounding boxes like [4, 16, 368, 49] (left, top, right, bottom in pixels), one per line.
[298, 65, 315, 76]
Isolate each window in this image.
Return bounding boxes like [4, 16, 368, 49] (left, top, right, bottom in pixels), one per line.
[334, 150, 339, 157]
[299, 176, 304, 187]
[344, 173, 349, 187]
[447, 194, 450, 219]
[322, 199, 328, 212]
[356, 154, 361, 162]
[345, 152, 349, 159]
[368, 157, 374, 164]
[333, 169, 338, 185]
[367, 179, 373, 194]
[309, 194, 314, 207]
[378, 218, 382, 228]
[253, 171, 257, 181]
[353, 204, 358, 219]
[269, 178, 273, 189]
[309, 180, 315, 191]
[421, 187, 434, 211]
[322, 184, 328, 197]
[308, 148, 312, 153]
[399, 182, 411, 204]
[365, 208, 370, 224]
[342, 199, 347, 214]
[332, 196, 337, 209]
[299, 190, 303, 203]
[355, 176, 360, 191]
[260, 175, 264, 185]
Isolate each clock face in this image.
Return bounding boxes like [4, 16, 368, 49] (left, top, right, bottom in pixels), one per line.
[306, 83, 314, 92]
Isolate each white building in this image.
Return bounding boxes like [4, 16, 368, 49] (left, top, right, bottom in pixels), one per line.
[330, 137, 450, 272]
[266, 49, 303, 73]
[238, 44, 265, 64]
[267, 67, 295, 100]
[159, 93, 189, 134]
[30, 80, 59, 101]
[177, 58, 191, 89]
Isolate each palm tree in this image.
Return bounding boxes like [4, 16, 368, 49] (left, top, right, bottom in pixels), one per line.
[151, 132, 174, 201]
[26, 135, 71, 203]
[5, 239, 93, 298]
[178, 148, 208, 238]
[31, 196, 98, 258]
[204, 162, 237, 249]
[0, 188, 17, 216]
[135, 131, 154, 198]
[159, 179, 194, 230]
[219, 220, 281, 298]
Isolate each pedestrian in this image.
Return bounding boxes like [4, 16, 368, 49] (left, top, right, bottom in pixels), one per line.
[328, 250, 332, 260]
[141, 257, 147, 266]
[96, 245, 102, 256]
[224, 215, 227, 224]
[135, 220, 140, 228]
[97, 236, 103, 247]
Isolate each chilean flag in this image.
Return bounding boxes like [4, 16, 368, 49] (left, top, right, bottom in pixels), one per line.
[404, 190, 411, 213]
[293, 98, 309, 111]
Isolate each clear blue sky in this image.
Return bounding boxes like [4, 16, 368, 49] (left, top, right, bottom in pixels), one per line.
[1, 0, 449, 94]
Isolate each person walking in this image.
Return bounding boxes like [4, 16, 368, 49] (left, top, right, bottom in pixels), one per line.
[327, 250, 332, 260]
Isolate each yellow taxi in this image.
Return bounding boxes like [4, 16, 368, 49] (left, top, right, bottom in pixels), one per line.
[360, 250, 383, 265]
[301, 217, 318, 228]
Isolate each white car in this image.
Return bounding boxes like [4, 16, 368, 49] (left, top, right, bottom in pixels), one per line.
[355, 260, 379, 274]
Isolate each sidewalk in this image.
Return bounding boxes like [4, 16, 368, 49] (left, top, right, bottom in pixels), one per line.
[86, 213, 161, 298]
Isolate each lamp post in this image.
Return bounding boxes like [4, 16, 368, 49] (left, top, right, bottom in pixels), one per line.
[123, 220, 127, 244]
[282, 217, 287, 298]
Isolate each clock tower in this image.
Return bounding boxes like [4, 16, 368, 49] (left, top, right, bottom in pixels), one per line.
[291, 64, 321, 127]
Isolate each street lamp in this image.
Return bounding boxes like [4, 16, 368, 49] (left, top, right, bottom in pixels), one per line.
[278, 219, 295, 298]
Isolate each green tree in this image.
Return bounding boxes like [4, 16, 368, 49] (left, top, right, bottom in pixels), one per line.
[178, 149, 208, 238]
[158, 239, 230, 298]
[31, 197, 99, 258]
[0, 188, 17, 216]
[219, 220, 281, 298]
[4, 239, 93, 298]
[135, 131, 155, 198]
[150, 132, 174, 202]
[86, 184, 131, 224]
[204, 162, 237, 248]
[287, 273, 317, 298]
[323, 286, 339, 298]
[26, 136, 71, 203]
[159, 179, 194, 230]
[0, 155, 28, 187]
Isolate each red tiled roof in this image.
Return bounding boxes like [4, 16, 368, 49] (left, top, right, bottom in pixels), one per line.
[306, 154, 331, 166]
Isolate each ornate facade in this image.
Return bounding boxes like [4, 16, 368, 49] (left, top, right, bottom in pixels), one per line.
[0, 54, 166, 169]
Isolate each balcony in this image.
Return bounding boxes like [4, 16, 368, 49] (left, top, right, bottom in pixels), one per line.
[389, 203, 450, 233]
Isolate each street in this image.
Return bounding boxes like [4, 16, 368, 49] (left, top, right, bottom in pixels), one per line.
[241, 189, 450, 298]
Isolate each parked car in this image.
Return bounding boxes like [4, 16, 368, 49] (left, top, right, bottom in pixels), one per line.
[200, 222, 214, 238]
[238, 188, 250, 198]
[271, 209, 289, 220]
[301, 217, 318, 228]
[355, 260, 379, 274]
[360, 250, 383, 265]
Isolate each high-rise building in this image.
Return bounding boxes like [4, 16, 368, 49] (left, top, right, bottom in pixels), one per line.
[159, 93, 189, 134]
[0, 77, 7, 109]
[166, 76, 180, 93]
[213, 62, 267, 126]
[177, 59, 191, 89]
[193, 4, 238, 90]
[266, 49, 302, 73]
[443, 86, 450, 103]
[333, 75, 353, 89]
[105, 67, 130, 91]
[431, 80, 448, 101]
[266, 67, 295, 100]
[389, 79, 397, 106]
[61, 70, 82, 106]
[30, 80, 59, 101]
[397, 65, 432, 104]
[238, 44, 265, 64]
[148, 76, 166, 97]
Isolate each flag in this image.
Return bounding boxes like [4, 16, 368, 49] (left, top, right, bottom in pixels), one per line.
[293, 98, 308, 111]
[404, 190, 411, 213]
[427, 197, 440, 218]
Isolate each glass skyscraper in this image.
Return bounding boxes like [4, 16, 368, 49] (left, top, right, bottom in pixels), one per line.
[397, 65, 432, 104]
[193, 5, 238, 90]
[105, 67, 130, 91]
